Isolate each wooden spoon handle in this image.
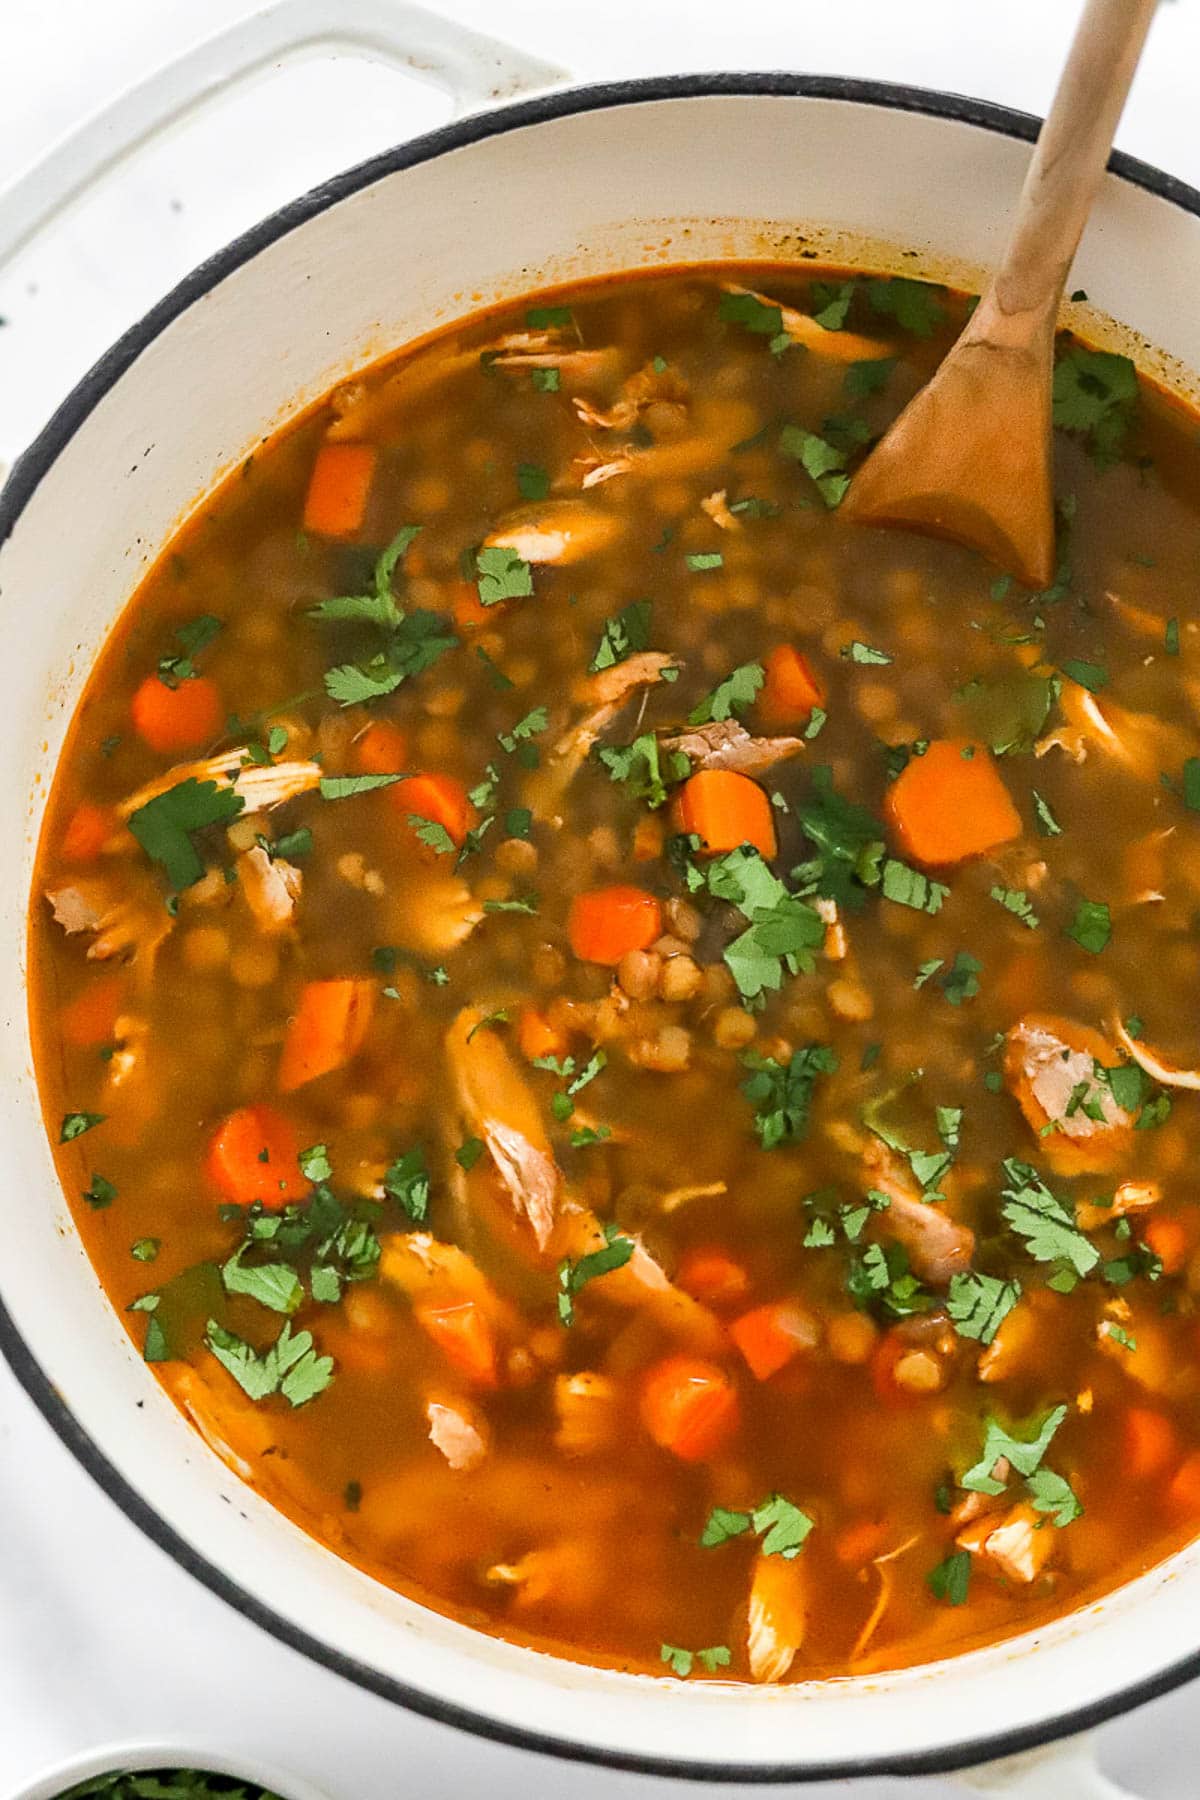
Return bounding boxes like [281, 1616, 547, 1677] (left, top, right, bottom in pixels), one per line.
[996, 0, 1158, 321]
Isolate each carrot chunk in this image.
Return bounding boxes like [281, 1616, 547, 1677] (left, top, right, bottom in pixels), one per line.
[640, 1355, 740, 1461]
[568, 885, 663, 965]
[731, 1300, 818, 1380]
[1143, 1213, 1191, 1277]
[60, 973, 124, 1049]
[414, 1298, 499, 1387]
[302, 442, 376, 537]
[205, 1104, 304, 1207]
[517, 1006, 567, 1063]
[760, 644, 825, 725]
[61, 801, 115, 865]
[675, 1247, 750, 1307]
[1123, 1407, 1180, 1481]
[451, 578, 503, 633]
[1167, 1449, 1200, 1519]
[131, 673, 222, 754]
[393, 772, 474, 849]
[351, 719, 408, 775]
[884, 739, 1021, 867]
[676, 768, 777, 859]
[278, 978, 375, 1093]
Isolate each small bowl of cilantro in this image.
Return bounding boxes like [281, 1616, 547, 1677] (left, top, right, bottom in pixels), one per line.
[15, 1749, 332, 1800]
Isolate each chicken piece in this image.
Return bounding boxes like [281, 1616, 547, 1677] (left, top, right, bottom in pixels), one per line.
[484, 332, 618, 387]
[1038, 683, 1193, 781]
[978, 1297, 1045, 1384]
[958, 1502, 1055, 1584]
[484, 1539, 604, 1613]
[863, 1141, 975, 1285]
[482, 500, 622, 566]
[426, 1396, 489, 1472]
[551, 1208, 725, 1354]
[1004, 1015, 1134, 1175]
[700, 489, 741, 531]
[392, 871, 483, 957]
[530, 650, 678, 816]
[165, 1364, 280, 1485]
[573, 358, 688, 432]
[238, 844, 302, 935]
[45, 880, 174, 975]
[1096, 1301, 1178, 1397]
[445, 1008, 561, 1251]
[720, 281, 891, 362]
[657, 717, 805, 777]
[379, 1232, 522, 1336]
[553, 1370, 623, 1457]
[118, 750, 322, 822]
[574, 452, 634, 489]
[105, 1013, 149, 1092]
[948, 1462, 1012, 1530]
[1114, 1019, 1200, 1092]
[746, 1552, 806, 1683]
[815, 897, 847, 961]
[1076, 1179, 1160, 1235]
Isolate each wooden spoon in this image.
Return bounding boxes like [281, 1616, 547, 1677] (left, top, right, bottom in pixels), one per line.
[842, 0, 1158, 589]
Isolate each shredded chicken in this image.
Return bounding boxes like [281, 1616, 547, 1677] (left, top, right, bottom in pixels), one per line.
[957, 1502, 1054, 1585]
[117, 750, 322, 822]
[426, 1396, 489, 1472]
[482, 500, 622, 566]
[45, 880, 173, 974]
[166, 1365, 278, 1485]
[392, 871, 483, 957]
[446, 1008, 561, 1251]
[553, 1371, 622, 1457]
[746, 1552, 806, 1683]
[1037, 683, 1193, 780]
[700, 488, 741, 531]
[572, 358, 687, 433]
[657, 717, 805, 777]
[380, 1232, 521, 1334]
[1077, 1179, 1161, 1234]
[1114, 1018, 1200, 1092]
[531, 650, 678, 816]
[238, 844, 302, 934]
[575, 452, 634, 489]
[719, 281, 891, 362]
[848, 1535, 922, 1664]
[1004, 1014, 1133, 1174]
[1096, 1301, 1177, 1395]
[863, 1141, 975, 1285]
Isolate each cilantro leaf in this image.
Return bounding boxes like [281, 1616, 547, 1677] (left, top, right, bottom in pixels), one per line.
[719, 291, 783, 336]
[1026, 1467, 1084, 1527]
[740, 1044, 838, 1150]
[557, 1223, 636, 1325]
[476, 545, 533, 605]
[61, 1111, 105, 1143]
[319, 771, 406, 800]
[844, 356, 897, 399]
[940, 952, 982, 1007]
[597, 733, 683, 809]
[323, 609, 456, 706]
[962, 1404, 1068, 1494]
[1001, 1159, 1099, 1278]
[383, 1146, 430, 1222]
[128, 777, 245, 890]
[946, 1270, 1022, 1346]
[1052, 345, 1138, 467]
[156, 612, 222, 686]
[989, 885, 1040, 930]
[752, 1493, 814, 1559]
[516, 462, 550, 502]
[865, 277, 944, 338]
[83, 1173, 117, 1209]
[778, 424, 852, 507]
[688, 661, 765, 724]
[589, 598, 652, 673]
[700, 1505, 753, 1548]
[927, 1549, 971, 1606]
[205, 1318, 333, 1407]
[1066, 898, 1111, 955]
[1032, 789, 1063, 837]
[841, 640, 892, 665]
[221, 1244, 304, 1316]
[882, 859, 950, 915]
[707, 847, 825, 1000]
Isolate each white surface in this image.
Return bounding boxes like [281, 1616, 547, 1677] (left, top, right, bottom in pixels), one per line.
[2, 4, 1200, 1797]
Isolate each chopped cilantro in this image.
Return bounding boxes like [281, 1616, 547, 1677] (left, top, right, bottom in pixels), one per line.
[1001, 1159, 1099, 1278]
[129, 777, 244, 890]
[840, 640, 892, 665]
[320, 772, 408, 801]
[660, 1643, 731, 1678]
[589, 599, 652, 672]
[221, 1244, 304, 1316]
[962, 1404, 1068, 1495]
[881, 859, 949, 915]
[205, 1319, 333, 1407]
[82, 1173, 117, 1209]
[497, 706, 549, 753]
[408, 816, 456, 856]
[61, 1111, 105, 1143]
[383, 1146, 430, 1222]
[531, 367, 560, 393]
[927, 1550, 971, 1606]
[865, 276, 944, 337]
[700, 1493, 813, 1560]
[688, 661, 765, 724]
[844, 356, 897, 399]
[1066, 898, 1111, 954]
[778, 423, 852, 507]
[989, 885, 1040, 930]
[526, 304, 572, 329]
[156, 613, 222, 687]
[946, 1270, 1022, 1345]
[505, 806, 533, 839]
[557, 1223, 636, 1325]
[740, 1044, 838, 1150]
[475, 545, 534, 605]
[1052, 344, 1138, 467]
[1166, 617, 1180, 656]
[1060, 658, 1108, 693]
[484, 893, 539, 915]
[299, 1143, 332, 1183]
[719, 290, 783, 337]
[516, 461, 550, 501]
[598, 733, 684, 810]
[706, 847, 825, 1001]
[686, 551, 724, 571]
[475, 645, 515, 691]
[131, 1238, 160, 1263]
[809, 279, 856, 330]
[269, 826, 312, 861]
[940, 952, 982, 1006]
[1032, 788, 1063, 837]
[1026, 1467, 1084, 1527]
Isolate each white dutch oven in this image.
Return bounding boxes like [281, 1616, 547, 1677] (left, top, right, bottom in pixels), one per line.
[0, 5, 1197, 1793]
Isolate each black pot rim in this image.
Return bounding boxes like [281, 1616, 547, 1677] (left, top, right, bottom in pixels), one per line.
[2, 69, 1199, 1784]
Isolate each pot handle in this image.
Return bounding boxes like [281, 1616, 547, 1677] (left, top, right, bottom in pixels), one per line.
[955, 1731, 1141, 1799]
[0, 0, 568, 269]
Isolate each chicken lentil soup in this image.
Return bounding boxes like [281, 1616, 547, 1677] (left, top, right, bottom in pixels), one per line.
[30, 264, 1200, 1682]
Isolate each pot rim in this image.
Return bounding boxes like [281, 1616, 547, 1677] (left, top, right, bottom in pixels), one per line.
[2, 70, 1199, 1784]
[11, 1739, 333, 1800]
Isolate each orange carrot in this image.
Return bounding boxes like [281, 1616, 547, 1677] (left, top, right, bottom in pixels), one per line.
[1143, 1213, 1190, 1277]
[451, 578, 502, 633]
[278, 978, 375, 1093]
[1123, 1407, 1180, 1481]
[676, 768, 777, 859]
[640, 1355, 740, 1461]
[60, 974, 124, 1049]
[61, 801, 114, 865]
[351, 719, 408, 775]
[393, 772, 474, 849]
[884, 739, 1021, 868]
[730, 1300, 818, 1380]
[675, 1247, 750, 1307]
[517, 1006, 567, 1063]
[1167, 1449, 1200, 1519]
[205, 1104, 304, 1207]
[414, 1298, 499, 1387]
[568, 885, 663, 965]
[131, 673, 222, 754]
[302, 442, 376, 537]
[759, 644, 825, 725]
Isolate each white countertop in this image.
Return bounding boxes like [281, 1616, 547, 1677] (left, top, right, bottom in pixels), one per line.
[2, 4, 1200, 1795]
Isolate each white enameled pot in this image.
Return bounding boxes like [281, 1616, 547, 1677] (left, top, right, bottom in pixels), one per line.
[13, 1740, 333, 1800]
[0, 6, 1198, 1792]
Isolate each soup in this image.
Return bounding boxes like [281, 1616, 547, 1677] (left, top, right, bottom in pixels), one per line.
[29, 264, 1200, 1683]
